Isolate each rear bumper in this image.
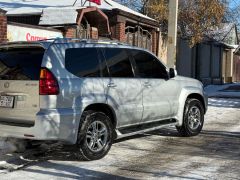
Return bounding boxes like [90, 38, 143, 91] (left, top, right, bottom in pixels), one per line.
[0, 108, 81, 144]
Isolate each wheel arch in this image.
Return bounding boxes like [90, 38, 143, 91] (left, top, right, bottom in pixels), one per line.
[186, 93, 206, 113]
[84, 103, 117, 129]
[175, 87, 206, 126]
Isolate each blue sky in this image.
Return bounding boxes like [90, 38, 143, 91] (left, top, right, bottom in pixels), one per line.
[229, 0, 240, 8]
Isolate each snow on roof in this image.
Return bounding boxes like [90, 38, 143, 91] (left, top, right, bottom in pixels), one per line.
[0, 8, 7, 13]
[234, 45, 240, 54]
[200, 23, 240, 47]
[39, 7, 83, 25]
[105, 0, 155, 21]
[207, 23, 236, 42]
[0, 0, 155, 21]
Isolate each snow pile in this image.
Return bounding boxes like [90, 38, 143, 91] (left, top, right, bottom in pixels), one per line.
[205, 83, 240, 98]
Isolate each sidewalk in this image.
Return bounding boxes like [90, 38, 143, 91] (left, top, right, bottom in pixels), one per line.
[205, 83, 240, 98]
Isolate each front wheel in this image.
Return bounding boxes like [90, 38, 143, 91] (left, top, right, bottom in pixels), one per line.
[176, 98, 204, 136]
[76, 111, 113, 161]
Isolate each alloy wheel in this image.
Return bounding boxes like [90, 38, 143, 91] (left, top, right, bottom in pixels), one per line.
[86, 121, 108, 152]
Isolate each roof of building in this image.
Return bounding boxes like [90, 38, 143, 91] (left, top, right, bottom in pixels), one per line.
[0, 8, 7, 13]
[207, 23, 237, 42]
[39, 7, 82, 26]
[203, 23, 239, 48]
[0, 0, 155, 21]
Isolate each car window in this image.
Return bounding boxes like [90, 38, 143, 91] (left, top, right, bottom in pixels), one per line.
[65, 48, 101, 77]
[0, 48, 44, 80]
[103, 48, 134, 78]
[96, 48, 110, 77]
[131, 50, 168, 79]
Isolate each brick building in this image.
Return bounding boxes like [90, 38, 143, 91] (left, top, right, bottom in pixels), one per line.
[0, 0, 160, 55]
[0, 9, 7, 43]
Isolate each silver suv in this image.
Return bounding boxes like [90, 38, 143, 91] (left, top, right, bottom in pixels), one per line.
[0, 39, 207, 160]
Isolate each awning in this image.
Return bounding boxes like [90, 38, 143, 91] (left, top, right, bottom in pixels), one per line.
[39, 7, 83, 26]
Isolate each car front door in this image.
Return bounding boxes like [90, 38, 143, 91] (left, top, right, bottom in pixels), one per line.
[100, 48, 143, 127]
[130, 49, 172, 123]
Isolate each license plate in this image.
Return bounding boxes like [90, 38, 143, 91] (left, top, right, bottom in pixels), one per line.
[0, 96, 15, 108]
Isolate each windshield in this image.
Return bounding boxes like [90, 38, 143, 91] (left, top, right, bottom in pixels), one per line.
[0, 47, 44, 80]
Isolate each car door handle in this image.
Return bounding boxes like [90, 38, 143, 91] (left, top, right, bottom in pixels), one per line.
[107, 83, 117, 88]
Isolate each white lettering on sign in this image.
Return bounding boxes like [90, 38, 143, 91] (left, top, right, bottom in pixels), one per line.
[7, 24, 63, 42]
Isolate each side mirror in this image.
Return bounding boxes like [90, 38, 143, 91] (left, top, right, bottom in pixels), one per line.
[169, 68, 177, 78]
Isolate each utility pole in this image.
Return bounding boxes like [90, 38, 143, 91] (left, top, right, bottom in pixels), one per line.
[167, 0, 178, 68]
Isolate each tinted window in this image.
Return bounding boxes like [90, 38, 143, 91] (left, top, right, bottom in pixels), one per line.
[0, 48, 44, 80]
[96, 48, 109, 77]
[131, 50, 168, 79]
[103, 48, 134, 78]
[65, 48, 100, 77]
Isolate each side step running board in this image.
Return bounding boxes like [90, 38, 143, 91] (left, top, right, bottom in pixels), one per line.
[116, 119, 177, 139]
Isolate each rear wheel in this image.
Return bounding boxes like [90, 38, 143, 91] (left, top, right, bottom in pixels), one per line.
[76, 110, 113, 160]
[176, 98, 204, 136]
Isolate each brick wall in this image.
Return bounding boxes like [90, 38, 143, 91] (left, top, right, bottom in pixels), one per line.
[115, 22, 126, 42]
[0, 10, 7, 43]
[151, 30, 157, 55]
[63, 27, 76, 38]
[90, 27, 98, 39]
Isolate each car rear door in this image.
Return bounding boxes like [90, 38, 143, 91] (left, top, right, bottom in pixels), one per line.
[130, 49, 172, 123]
[101, 48, 143, 127]
[0, 45, 44, 126]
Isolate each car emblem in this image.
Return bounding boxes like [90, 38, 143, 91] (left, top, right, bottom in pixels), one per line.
[4, 82, 9, 88]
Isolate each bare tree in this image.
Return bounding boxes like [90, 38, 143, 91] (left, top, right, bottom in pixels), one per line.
[178, 0, 225, 46]
[115, 0, 225, 46]
[144, 0, 225, 46]
[223, 0, 240, 31]
[114, 0, 143, 11]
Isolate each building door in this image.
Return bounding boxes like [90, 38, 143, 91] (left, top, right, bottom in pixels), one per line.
[130, 49, 173, 123]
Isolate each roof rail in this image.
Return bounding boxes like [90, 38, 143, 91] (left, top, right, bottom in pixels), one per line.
[37, 38, 129, 46]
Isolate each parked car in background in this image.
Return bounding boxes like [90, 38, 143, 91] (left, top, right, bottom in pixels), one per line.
[0, 39, 207, 160]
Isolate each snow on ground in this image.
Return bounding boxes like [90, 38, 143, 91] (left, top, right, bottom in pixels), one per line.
[205, 83, 240, 98]
[0, 138, 26, 156]
[0, 98, 239, 179]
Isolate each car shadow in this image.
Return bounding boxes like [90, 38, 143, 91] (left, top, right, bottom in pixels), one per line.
[23, 161, 132, 180]
[7, 127, 181, 163]
[1, 127, 239, 179]
[36, 128, 240, 161]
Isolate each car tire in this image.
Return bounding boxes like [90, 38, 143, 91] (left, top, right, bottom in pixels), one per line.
[176, 98, 204, 137]
[76, 110, 113, 161]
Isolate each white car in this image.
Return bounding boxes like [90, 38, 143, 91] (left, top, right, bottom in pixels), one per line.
[0, 39, 207, 160]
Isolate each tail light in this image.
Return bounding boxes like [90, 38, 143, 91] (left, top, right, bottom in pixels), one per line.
[39, 68, 59, 95]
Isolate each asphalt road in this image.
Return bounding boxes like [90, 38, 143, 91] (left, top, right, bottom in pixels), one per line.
[0, 98, 240, 180]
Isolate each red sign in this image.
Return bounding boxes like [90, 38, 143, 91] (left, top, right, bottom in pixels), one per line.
[26, 33, 47, 41]
[87, 0, 101, 5]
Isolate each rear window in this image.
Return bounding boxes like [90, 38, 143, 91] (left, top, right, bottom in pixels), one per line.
[65, 48, 101, 77]
[0, 47, 44, 80]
